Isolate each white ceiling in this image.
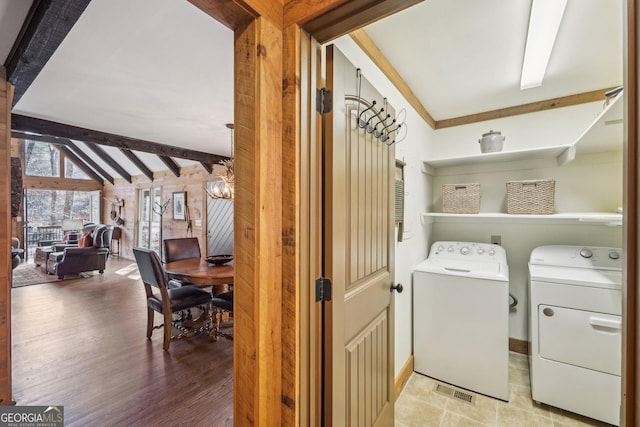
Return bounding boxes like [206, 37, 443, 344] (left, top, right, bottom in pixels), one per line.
[363, 0, 623, 120]
[0, 0, 624, 177]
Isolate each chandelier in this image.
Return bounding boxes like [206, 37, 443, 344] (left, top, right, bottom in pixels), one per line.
[206, 123, 234, 200]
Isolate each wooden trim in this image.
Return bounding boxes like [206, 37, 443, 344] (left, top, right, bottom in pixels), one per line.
[435, 87, 620, 129]
[233, 16, 283, 426]
[508, 338, 529, 355]
[282, 23, 301, 427]
[22, 175, 102, 191]
[0, 71, 14, 404]
[624, 0, 638, 424]
[394, 354, 414, 398]
[300, 0, 423, 43]
[349, 29, 436, 128]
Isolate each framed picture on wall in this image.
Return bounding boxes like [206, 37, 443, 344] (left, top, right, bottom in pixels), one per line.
[173, 191, 186, 220]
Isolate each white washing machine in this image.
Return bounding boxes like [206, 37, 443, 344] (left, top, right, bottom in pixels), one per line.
[529, 245, 622, 426]
[413, 241, 510, 401]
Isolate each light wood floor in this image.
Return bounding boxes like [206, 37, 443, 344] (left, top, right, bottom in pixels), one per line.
[11, 256, 233, 427]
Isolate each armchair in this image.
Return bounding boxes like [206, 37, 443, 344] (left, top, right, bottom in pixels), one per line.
[46, 225, 113, 279]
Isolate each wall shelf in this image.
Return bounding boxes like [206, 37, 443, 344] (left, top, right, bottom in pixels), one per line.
[422, 90, 623, 176]
[420, 212, 622, 226]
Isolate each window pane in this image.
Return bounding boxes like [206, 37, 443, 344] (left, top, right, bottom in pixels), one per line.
[64, 158, 91, 180]
[24, 142, 59, 177]
[25, 189, 99, 228]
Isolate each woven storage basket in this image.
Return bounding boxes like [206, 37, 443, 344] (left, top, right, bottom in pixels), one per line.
[506, 179, 555, 214]
[442, 183, 480, 214]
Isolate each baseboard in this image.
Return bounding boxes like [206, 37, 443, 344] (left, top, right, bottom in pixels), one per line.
[509, 338, 529, 355]
[395, 354, 414, 398]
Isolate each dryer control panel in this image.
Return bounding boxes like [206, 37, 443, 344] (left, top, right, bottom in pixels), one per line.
[530, 245, 622, 271]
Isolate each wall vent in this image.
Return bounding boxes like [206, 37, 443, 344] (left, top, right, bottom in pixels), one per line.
[433, 382, 476, 405]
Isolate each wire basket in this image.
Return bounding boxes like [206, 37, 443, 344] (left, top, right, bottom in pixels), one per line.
[506, 179, 555, 214]
[442, 183, 480, 214]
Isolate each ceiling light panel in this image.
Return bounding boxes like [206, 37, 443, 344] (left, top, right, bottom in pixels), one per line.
[520, 0, 568, 90]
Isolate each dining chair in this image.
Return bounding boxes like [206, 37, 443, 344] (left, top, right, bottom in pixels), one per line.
[133, 247, 213, 350]
[163, 237, 201, 263]
[211, 291, 233, 340]
[163, 237, 202, 287]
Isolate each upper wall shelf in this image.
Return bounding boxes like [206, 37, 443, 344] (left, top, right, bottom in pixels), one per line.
[422, 90, 623, 176]
[421, 145, 574, 175]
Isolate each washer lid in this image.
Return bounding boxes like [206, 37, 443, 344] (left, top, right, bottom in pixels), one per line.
[414, 258, 508, 281]
[529, 264, 621, 289]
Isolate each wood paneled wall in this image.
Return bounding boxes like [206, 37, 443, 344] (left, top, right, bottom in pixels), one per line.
[102, 164, 224, 260]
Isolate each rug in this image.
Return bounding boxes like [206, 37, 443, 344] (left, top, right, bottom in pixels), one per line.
[11, 262, 91, 288]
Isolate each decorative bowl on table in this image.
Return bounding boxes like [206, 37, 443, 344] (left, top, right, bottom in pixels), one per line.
[206, 255, 234, 265]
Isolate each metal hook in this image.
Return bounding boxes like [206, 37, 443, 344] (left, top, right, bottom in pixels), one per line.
[365, 108, 384, 133]
[375, 118, 395, 138]
[372, 114, 391, 136]
[381, 123, 402, 142]
[358, 100, 377, 128]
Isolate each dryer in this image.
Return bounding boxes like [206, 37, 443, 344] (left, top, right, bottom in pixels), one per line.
[413, 241, 509, 401]
[529, 245, 622, 425]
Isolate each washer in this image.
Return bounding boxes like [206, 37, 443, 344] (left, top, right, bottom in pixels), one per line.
[413, 241, 509, 401]
[529, 245, 622, 425]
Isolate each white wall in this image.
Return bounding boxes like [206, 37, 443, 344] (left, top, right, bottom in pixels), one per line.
[428, 106, 623, 340]
[430, 102, 605, 158]
[333, 37, 433, 378]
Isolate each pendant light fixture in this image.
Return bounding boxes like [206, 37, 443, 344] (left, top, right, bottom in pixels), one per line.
[206, 123, 235, 200]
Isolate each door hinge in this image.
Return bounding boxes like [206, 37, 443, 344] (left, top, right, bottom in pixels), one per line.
[315, 277, 332, 302]
[316, 88, 332, 114]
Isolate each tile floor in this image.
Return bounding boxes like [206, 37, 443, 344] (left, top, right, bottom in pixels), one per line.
[395, 352, 615, 427]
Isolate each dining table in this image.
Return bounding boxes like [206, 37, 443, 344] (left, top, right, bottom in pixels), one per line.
[165, 257, 234, 289]
[165, 257, 234, 335]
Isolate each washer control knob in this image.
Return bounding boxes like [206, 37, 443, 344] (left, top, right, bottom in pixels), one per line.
[579, 248, 593, 258]
[437, 245, 444, 252]
[447, 246, 454, 252]
[488, 248, 496, 256]
[460, 246, 470, 255]
[609, 251, 620, 260]
[477, 248, 485, 255]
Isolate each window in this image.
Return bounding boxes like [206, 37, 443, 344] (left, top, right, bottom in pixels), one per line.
[24, 142, 60, 177]
[64, 158, 91, 180]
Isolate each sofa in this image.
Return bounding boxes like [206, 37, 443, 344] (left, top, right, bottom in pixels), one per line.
[46, 224, 113, 279]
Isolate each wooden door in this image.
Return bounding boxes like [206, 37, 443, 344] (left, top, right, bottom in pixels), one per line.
[322, 45, 396, 426]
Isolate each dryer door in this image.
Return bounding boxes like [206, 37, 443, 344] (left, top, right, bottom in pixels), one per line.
[538, 305, 621, 376]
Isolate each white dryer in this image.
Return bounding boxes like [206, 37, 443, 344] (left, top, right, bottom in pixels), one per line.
[413, 241, 509, 401]
[529, 245, 622, 425]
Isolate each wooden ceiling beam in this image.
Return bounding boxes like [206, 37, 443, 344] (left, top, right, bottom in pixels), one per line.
[5, 0, 91, 107]
[350, 28, 436, 128]
[121, 149, 154, 182]
[11, 131, 116, 185]
[85, 144, 132, 184]
[435, 86, 621, 129]
[64, 140, 115, 185]
[200, 161, 213, 174]
[58, 145, 105, 185]
[159, 156, 181, 178]
[300, 0, 423, 43]
[11, 114, 229, 165]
